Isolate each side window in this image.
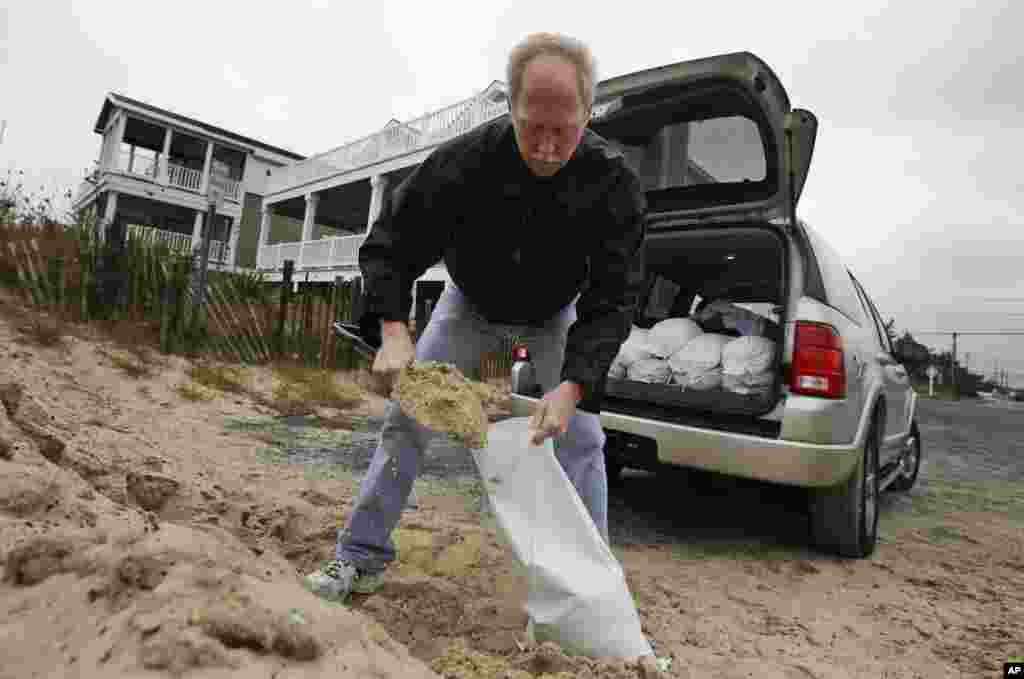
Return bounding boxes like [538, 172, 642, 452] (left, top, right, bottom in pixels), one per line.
[850, 274, 892, 353]
[803, 226, 864, 324]
[644, 276, 681, 319]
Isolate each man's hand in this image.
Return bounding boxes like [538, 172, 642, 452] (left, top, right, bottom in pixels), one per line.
[371, 321, 415, 394]
[528, 381, 583, 446]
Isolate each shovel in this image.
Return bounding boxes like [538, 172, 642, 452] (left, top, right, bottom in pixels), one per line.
[332, 322, 394, 397]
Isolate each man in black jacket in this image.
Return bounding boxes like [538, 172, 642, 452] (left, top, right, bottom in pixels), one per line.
[305, 32, 646, 602]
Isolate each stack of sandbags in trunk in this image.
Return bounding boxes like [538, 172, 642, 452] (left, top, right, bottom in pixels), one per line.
[627, 318, 703, 384]
[722, 335, 777, 396]
[668, 333, 733, 391]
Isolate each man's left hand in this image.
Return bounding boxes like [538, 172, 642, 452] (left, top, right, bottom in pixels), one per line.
[528, 381, 583, 446]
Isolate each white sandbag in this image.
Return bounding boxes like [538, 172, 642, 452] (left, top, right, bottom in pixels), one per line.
[672, 367, 724, 391]
[607, 358, 628, 380]
[472, 418, 653, 659]
[722, 336, 777, 377]
[627, 357, 671, 384]
[647, 317, 704, 358]
[723, 373, 774, 396]
[696, 300, 775, 337]
[667, 333, 733, 376]
[616, 327, 655, 367]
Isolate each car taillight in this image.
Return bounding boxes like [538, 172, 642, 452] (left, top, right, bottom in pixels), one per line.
[791, 322, 846, 399]
[512, 344, 530, 362]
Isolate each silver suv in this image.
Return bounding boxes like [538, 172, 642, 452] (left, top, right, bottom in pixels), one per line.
[509, 52, 920, 559]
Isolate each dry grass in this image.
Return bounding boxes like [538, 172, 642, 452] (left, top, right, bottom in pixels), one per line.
[187, 363, 251, 394]
[268, 363, 368, 416]
[103, 350, 153, 380]
[174, 382, 213, 402]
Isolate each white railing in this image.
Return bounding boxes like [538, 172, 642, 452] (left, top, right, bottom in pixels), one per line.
[168, 162, 202, 192]
[125, 224, 227, 262]
[257, 234, 368, 272]
[117, 150, 159, 180]
[265, 91, 509, 195]
[223, 177, 241, 201]
[208, 239, 229, 262]
[126, 224, 191, 253]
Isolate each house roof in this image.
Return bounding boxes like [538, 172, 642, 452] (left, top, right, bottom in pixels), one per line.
[94, 92, 307, 161]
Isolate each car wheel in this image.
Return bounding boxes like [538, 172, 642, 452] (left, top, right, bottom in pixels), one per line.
[809, 410, 881, 558]
[889, 420, 921, 492]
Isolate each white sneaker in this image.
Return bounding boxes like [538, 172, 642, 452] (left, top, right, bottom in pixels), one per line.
[303, 560, 383, 603]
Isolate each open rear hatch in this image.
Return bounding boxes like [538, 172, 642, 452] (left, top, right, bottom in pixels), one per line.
[586, 52, 818, 421]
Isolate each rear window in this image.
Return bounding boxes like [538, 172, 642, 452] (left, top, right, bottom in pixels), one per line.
[592, 81, 778, 214]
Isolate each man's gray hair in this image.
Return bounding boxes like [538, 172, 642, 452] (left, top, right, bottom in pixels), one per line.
[506, 32, 597, 115]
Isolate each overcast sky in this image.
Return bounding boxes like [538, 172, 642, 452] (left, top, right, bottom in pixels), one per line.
[2, 0, 1022, 386]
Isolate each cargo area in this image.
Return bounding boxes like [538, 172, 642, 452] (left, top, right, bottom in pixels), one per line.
[603, 225, 789, 424]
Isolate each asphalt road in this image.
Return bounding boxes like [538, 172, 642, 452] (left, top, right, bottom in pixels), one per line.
[284, 397, 1022, 549]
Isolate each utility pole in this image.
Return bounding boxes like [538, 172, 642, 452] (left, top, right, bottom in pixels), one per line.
[0, 120, 7, 146]
[951, 332, 958, 399]
[191, 172, 226, 334]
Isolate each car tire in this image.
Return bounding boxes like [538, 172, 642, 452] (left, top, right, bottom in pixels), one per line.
[889, 420, 921, 492]
[809, 410, 881, 558]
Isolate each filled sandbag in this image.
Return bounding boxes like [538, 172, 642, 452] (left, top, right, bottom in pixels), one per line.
[627, 357, 671, 384]
[724, 374, 770, 395]
[671, 367, 724, 391]
[696, 300, 780, 338]
[607, 358, 628, 380]
[647, 318, 704, 359]
[722, 336, 777, 377]
[616, 326, 656, 367]
[667, 333, 733, 377]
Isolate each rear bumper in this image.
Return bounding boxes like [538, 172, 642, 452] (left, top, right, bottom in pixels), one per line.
[509, 394, 860, 488]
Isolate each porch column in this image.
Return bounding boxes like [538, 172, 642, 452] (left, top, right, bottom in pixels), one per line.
[301, 192, 319, 241]
[228, 216, 241, 269]
[100, 190, 118, 244]
[258, 206, 272, 247]
[159, 127, 173, 184]
[107, 111, 128, 172]
[366, 174, 389, 231]
[200, 141, 215, 195]
[191, 208, 205, 253]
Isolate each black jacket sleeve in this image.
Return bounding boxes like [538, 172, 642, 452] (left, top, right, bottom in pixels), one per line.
[357, 150, 454, 338]
[560, 164, 647, 413]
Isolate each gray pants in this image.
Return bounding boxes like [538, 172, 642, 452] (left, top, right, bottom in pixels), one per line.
[337, 283, 609, 574]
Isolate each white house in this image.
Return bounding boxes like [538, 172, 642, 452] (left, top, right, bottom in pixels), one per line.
[72, 92, 306, 271]
[74, 79, 716, 317]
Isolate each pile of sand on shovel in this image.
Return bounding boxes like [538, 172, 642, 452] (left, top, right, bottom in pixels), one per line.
[390, 361, 491, 449]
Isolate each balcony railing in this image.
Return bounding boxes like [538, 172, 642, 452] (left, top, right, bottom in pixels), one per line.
[168, 162, 202, 192]
[257, 233, 368, 271]
[108, 150, 239, 201]
[265, 92, 509, 195]
[117, 150, 160, 180]
[126, 224, 228, 262]
[208, 239, 229, 262]
[126, 224, 191, 253]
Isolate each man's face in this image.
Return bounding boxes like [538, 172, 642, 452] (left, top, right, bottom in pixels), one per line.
[511, 54, 589, 178]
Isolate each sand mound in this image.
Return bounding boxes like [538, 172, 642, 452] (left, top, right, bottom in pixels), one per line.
[430, 638, 662, 679]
